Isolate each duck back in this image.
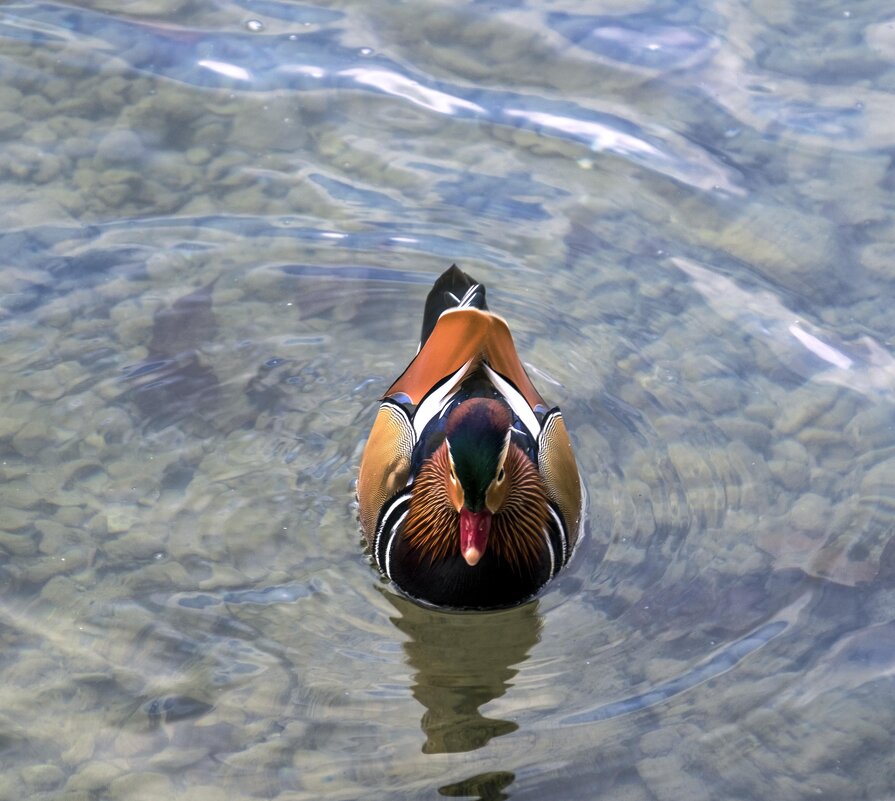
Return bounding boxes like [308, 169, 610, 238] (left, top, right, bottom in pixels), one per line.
[420, 264, 488, 347]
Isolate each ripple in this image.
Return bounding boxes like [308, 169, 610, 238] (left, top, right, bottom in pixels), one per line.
[1, 1, 894, 798]
[547, 12, 715, 71]
[561, 619, 788, 725]
[2, 2, 742, 194]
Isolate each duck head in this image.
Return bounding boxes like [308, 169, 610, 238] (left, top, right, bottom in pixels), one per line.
[403, 396, 550, 575]
[444, 398, 512, 566]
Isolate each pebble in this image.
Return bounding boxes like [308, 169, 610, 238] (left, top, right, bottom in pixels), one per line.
[20, 94, 51, 119]
[0, 85, 22, 107]
[41, 77, 70, 102]
[33, 154, 62, 183]
[101, 504, 142, 534]
[103, 526, 166, 562]
[640, 723, 702, 757]
[61, 730, 96, 765]
[62, 461, 108, 495]
[84, 512, 109, 538]
[20, 764, 65, 792]
[638, 754, 712, 801]
[12, 420, 54, 457]
[108, 771, 173, 800]
[96, 182, 131, 207]
[65, 761, 123, 793]
[742, 399, 780, 427]
[0, 110, 24, 136]
[0, 776, 19, 801]
[23, 123, 57, 146]
[61, 135, 96, 159]
[0, 529, 38, 556]
[176, 786, 230, 801]
[775, 386, 838, 435]
[98, 77, 129, 112]
[35, 519, 72, 553]
[847, 405, 895, 449]
[228, 110, 292, 151]
[789, 493, 832, 534]
[0, 478, 40, 510]
[148, 152, 199, 191]
[715, 418, 772, 452]
[861, 241, 894, 275]
[24, 549, 88, 584]
[89, 407, 133, 443]
[146, 746, 209, 772]
[221, 185, 269, 214]
[96, 129, 145, 166]
[19, 370, 65, 402]
[192, 121, 228, 148]
[692, 377, 743, 415]
[860, 457, 895, 495]
[0, 415, 25, 439]
[767, 439, 811, 492]
[185, 147, 212, 166]
[54, 186, 86, 216]
[795, 425, 846, 449]
[54, 503, 88, 526]
[205, 153, 245, 182]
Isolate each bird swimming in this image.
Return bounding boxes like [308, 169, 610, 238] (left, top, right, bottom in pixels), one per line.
[357, 265, 582, 608]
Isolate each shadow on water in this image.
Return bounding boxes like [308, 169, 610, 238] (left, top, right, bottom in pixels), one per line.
[122, 277, 221, 433]
[385, 592, 541, 756]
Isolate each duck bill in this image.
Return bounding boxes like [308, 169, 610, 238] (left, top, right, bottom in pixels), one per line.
[459, 508, 491, 566]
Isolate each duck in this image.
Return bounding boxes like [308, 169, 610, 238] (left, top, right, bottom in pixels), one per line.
[357, 265, 582, 609]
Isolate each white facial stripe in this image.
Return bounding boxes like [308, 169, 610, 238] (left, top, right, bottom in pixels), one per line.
[483, 364, 540, 438]
[498, 430, 511, 469]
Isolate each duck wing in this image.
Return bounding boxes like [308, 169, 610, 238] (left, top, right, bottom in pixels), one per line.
[388, 308, 546, 413]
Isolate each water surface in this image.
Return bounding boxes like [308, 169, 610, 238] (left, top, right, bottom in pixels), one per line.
[1, 1, 895, 799]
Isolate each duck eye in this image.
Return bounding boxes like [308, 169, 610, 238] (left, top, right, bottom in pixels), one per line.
[497, 467, 505, 482]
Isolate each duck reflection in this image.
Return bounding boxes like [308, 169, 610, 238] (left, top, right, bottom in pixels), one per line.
[438, 771, 515, 801]
[385, 592, 541, 754]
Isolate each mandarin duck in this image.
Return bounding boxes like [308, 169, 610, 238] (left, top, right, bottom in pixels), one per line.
[358, 265, 582, 608]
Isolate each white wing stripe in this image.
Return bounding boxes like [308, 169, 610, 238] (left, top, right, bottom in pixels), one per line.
[458, 283, 481, 308]
[548, 505, 568, 565]
[543, 526, 556, 578]
[383, 511, 407, 580]
[483, 364, 541, 438]
[375, 492, 410, 566]
[412, 358, 472, 437]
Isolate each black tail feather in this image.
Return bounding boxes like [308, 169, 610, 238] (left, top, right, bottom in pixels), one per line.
[420, 265, 488, 347]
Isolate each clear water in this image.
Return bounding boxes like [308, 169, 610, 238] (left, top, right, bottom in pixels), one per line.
[1, 2, 894, 799]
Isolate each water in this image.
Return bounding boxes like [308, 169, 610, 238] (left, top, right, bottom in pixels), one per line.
[1, 1, 894, 799]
